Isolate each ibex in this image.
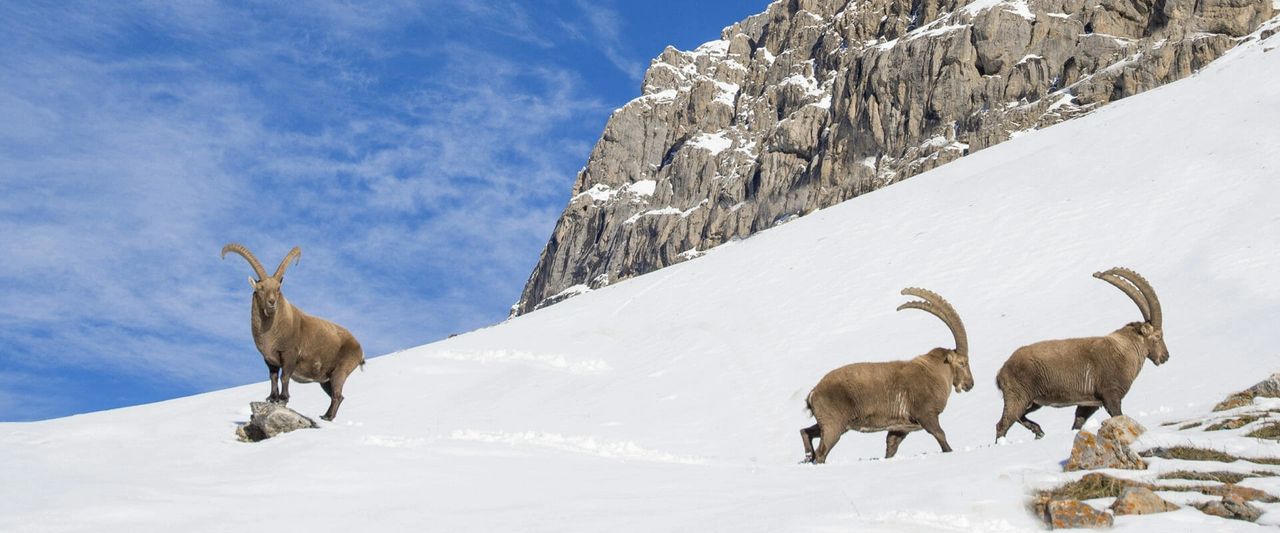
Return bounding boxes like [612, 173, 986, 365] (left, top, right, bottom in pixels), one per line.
[995, 267, 1167, 440]
[222, 243, 365, 421]
[801, 288, 973, 463]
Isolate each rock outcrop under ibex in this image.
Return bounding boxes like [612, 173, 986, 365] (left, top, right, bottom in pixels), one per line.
[514, 0, 1274, 315]
[1065, 415, 1147, 471]
[236, 401, 318, 442]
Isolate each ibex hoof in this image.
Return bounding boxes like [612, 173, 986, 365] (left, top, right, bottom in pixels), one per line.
[320, 414, 334, 422]
[1034, 433, 1045, 440]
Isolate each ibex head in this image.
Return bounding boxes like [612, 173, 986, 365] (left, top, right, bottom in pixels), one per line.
[899, 288, 973, 393]
[1095, 267, 1167, 366]
[222, 243, 301, 318]
[944, 350, 974, 393]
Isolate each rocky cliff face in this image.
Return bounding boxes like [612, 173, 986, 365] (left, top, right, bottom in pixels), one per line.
[514, 0, 1274, 315]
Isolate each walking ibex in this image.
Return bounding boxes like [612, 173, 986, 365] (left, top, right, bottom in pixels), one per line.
[222, 243, 365, 421]
[995, 267, 1168, 440]
[802, 288, 973, 463]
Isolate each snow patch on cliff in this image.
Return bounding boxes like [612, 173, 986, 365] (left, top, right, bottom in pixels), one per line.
[688, 132, 733, 155]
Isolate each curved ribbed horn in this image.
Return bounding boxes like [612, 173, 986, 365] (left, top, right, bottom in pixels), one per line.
[898, 287, 968, 356]
[221, 243, 268, 280]
[1093, 270, 1151, 324]
[1099, 267, 1161, 328]
[273, 247, 301, 280]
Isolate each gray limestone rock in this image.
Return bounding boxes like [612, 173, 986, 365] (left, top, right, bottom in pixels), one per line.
[1214, 372, 1280, 411]
[1244, 372, 1280, 398]
[514, 0, 1275, 315]
[1196, 493, 1263, 522]
[236, 401, 319, 442]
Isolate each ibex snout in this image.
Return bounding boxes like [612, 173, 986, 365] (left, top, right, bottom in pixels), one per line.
[256, 291, 280, 316]
[950, 359, 975, 393]
[1147, 329, 1168, 366]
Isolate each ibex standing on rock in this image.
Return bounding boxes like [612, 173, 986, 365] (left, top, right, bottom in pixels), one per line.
[222, 243, 365, 421]
[995, 267, 1168, 440]
[802, 288, 973, 463]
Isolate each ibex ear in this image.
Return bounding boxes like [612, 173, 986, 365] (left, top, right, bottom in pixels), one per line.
[1139, 323, 1154, 335]
[943, 351, 955, 364]
[247, 276, 258, 290]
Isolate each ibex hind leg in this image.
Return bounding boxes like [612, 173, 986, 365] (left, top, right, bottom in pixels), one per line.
[800, 424, 821, 463]
[1018, 404, 1045, 439]
[320, 350, 362, 421]
[320, 377, 346, 422]
[813, 425, 844, 464]
[997, 396, 1037, 440]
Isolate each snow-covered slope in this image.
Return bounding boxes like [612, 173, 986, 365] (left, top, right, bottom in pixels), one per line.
[4, 27, 1280, 533]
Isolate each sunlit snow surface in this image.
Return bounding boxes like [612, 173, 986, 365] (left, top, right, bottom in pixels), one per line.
[3, 27, 1280, 533]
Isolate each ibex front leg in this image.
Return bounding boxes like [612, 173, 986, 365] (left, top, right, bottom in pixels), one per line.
[885, 430, 908, 458]
[917, 413, 952, 453]
[267, 363, 282, 403]
[1072, 406, 1101, 430]
[278, 353, 294, 405]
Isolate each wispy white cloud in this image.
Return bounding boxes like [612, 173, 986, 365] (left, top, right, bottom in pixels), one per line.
[446, 0, 558, 48]
[572, 0, 645, 81]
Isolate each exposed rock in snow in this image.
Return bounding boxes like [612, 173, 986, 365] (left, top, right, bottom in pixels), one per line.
[1214, 373, 1280, 411]
[514, 0, 1277, 315]
[1194, 493, 1263, 522]
[1110, 486, 1179, 515]
[1045, 499, 1115, 528]
[1099, 415, 1147, 446]
[236, 402, 318, 442]
[1033, 373, 1280, 526]
[1065, 416, 1147, 471]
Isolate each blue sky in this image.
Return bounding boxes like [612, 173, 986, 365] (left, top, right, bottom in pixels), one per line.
[0, 0, 765, 421]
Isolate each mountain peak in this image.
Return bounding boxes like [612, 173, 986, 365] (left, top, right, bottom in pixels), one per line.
[513, 0, 1274, 316]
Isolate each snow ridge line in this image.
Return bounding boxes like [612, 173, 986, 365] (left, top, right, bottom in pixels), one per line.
[426, 350, 611, 375]
[865, 511, 1029, 532]
[449, 430, 705, 464]
[363, 435, 428, 448]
